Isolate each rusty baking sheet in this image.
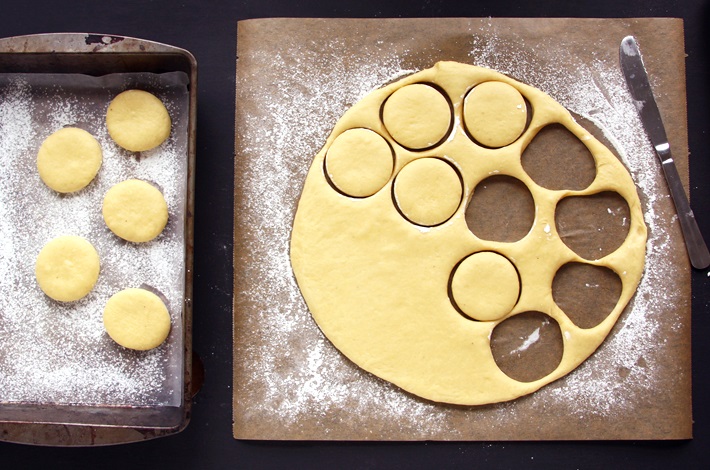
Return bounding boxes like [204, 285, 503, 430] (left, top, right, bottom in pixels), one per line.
[0, 33, 196, 446]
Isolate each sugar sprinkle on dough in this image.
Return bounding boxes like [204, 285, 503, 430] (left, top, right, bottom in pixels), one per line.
[37, 127, 102, 193]
[102, 179, 169, 243]
[103, 288, 171, 351]
[35, 235, 100, 302]
[106, 89, 171, 152]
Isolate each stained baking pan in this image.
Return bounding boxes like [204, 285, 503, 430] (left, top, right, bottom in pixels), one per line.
[0, 33, 196, 446]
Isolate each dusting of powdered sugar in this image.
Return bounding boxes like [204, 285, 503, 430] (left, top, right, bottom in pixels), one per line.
[235, 27, 684, 438]
[0, 72, 189, 409]
[235, 38, 457, 437]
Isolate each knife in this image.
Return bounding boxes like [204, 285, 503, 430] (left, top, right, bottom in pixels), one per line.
[620, 35, 710, 270]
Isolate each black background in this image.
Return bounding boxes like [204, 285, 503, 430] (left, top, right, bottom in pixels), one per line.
[2, 1, 710, 468]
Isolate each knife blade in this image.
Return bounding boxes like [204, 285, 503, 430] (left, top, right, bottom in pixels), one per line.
[620, 35, 710, 269]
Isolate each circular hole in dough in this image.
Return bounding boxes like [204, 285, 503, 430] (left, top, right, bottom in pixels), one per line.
[490, 311, 563, 383]
[553, 262, 622, 329]
[466, 175, 535, 242]
[381, 83, 452, 150]
[521, 123, 597, 190]
[449, 251, 520, 322]
[393, 157, 462, 227]
[103, 288, 171, 351]
[324, 128, 394, 198]
[36, 127, 102, 193]
[106, 89, 171, 152]
[463, 81, 528, 148]
[555, 191, 631, 260]
[102, 179, 169, 243]
[35, 235, 100, 302]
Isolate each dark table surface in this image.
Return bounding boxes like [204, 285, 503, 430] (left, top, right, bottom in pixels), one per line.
[2, 0, 710, 468]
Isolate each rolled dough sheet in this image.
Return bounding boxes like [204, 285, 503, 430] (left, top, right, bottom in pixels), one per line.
[233, 17, 691, 440]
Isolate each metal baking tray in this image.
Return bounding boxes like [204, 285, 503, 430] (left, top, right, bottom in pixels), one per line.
[0, 33, 196, 446]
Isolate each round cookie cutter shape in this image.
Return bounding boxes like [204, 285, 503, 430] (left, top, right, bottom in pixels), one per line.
[449, 251, 521, 322]
[102, 179, 169, 243]
[381, 82, 454, 151]
[37, 127, 103, 193]
[323, 128, 395, 198]
[35, 235, 101, 302]
[392, 157, 464, 227]
[290, 61, 647, 406]
[106, 89, 172, 152]
[462, 80, 531, 149]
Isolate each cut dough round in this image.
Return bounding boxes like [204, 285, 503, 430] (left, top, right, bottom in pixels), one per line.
[325, 128, 393, 197]
[393, 157, 462, 226]
[290, 61, 647, 405]
[382, 83, 451, 149]
[103, 288, 171, 351]
[37, 127, 102, 193]
[35, 235, 100, 302]
[451, 251, 520, 322]
[102, 179, 168, 243]
[463, 81, 527, 148]
[106, 89, 171, 152]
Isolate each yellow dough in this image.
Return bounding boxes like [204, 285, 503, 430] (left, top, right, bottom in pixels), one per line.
[290, 62, 647, 405]
[37, 127, 102, 193]
[103, 288, 171, 351]
[325, 128, 394, 197]
[102, 179, 168, 243]
[382, 83, 451, 149]
[393, 157, 462, 226]
[106, 89, 171, 152]
[463, 81, 528, 148]
[35, 235, 100, 302]
[451, 251, 520, 322]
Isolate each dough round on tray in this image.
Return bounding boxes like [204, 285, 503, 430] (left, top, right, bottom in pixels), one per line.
[35, 235, 100, 302]
[106, 89, 171, 152]
[37, 127, 102, 193]
[103, 288, 171, 351]
[102, 179, 169, 243]
[290, 61, 647, 405]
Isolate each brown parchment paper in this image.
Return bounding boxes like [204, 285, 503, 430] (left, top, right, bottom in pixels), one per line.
[233, 18, 691, 440]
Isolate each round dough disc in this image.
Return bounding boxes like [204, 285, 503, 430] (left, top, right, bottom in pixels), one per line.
[393, 157, 462, 226]
[35, 235, 100, 302]
[106, 89, 171, 152]
[382, 83, 451, 149]
[37, 127, 102, 193]
[103, 288, 171, 351]
[451, 251, 520, 322]
[325, 128, 393, 197]
[102, 179, 169, 243]
[290, 61, 647, 405]
[463, 81, 527, 148]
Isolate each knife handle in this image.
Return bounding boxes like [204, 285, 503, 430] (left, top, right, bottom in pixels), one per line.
[660, 157, 710, 269]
